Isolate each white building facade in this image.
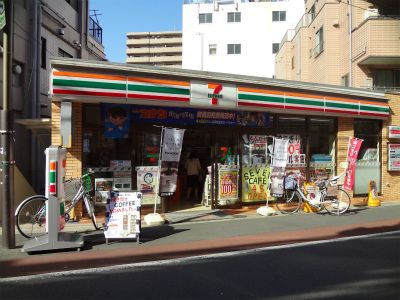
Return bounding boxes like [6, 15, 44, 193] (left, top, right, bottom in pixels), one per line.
[182, 0, 305, 78]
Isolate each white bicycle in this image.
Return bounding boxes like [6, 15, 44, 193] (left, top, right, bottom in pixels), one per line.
[15, 172, 101, 239]
[275, 172, 351, 215]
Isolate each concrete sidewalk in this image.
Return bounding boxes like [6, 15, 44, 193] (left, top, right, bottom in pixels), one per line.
[0, 202, 399, 278]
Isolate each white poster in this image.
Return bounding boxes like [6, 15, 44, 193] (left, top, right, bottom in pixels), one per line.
[136, 166, 160, 205]
[160, 128, 185, 196]
[272, 138, 289, 168]
[161, 128, 185, 162]
[388, 144, 400, 171]
[104, 191, 141, 239]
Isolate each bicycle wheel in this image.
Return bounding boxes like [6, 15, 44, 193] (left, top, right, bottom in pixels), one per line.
[16, 196, 47, 239]
[276, 190, 302, 214]
[84, 195, 102, 230]
[323, 188, 351, 215]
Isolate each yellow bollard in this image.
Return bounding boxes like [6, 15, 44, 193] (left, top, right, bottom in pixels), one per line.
[367, 180, 381, 207]
[68, 205, 76, 221]
[303, 182, 320, 213]
[303, 201, 319, 213]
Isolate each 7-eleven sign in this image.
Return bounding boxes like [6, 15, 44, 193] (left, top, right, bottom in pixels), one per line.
[191, 81, 237, 108]
[208, 83, 223, 105]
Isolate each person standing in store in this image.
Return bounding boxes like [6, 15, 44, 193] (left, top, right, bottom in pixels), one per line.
[185, 150, 202, 202]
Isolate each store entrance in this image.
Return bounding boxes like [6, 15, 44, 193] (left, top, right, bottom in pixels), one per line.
[165, 129, 212, 211]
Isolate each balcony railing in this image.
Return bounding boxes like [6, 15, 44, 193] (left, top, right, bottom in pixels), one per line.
[89, 16, 103, 44]
[183, 0, 269, 4]
[278, 13, 313, 52]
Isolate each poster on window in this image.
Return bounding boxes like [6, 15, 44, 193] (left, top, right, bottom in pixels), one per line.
[102, 104, 131, 139]
[159, 127, 185, 196]
[218, 168, 239, 200]
[272, 138, 289, 168]
[242, 165, 270, 202]
[248, 135, 269, 165]
[136, 166, 160, 205]
[270, 167, 285, 197]
[388, 144, 400, 171]
[104, 191, 141, 239]
[343, 137, 363, 191]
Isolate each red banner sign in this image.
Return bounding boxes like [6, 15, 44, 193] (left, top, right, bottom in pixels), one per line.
[343, 137, 363, 191]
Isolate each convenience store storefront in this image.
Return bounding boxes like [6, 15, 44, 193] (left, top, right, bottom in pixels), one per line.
[49, 59, 396, 216]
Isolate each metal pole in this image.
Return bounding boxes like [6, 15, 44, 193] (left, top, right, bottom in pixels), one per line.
[1, 0, 15, 249]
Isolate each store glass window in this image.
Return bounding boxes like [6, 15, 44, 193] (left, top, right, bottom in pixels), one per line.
[277, 116, 306, 134]
[309, 118, 336, 181]
[354, 119, 381, 194]
[354, 119, 380, 161]
[82, 105, 133, 169]
[140, 133, 161, 166]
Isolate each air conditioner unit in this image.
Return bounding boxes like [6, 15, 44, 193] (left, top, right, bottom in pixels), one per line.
[365, 77, 373, 88]
[364, 9, 379, 20]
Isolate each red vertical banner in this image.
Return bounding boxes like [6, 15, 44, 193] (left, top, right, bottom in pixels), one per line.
[343, 137, 363, 191]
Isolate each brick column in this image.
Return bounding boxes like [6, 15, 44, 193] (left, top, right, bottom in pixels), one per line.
[382, 93, 400, 201]
[337, 117, 356, 201]
[51, 102, 84, 219]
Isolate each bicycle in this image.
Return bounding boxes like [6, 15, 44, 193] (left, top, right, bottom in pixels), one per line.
[15, 172, 102, 239]
[275, 172, 351, 215]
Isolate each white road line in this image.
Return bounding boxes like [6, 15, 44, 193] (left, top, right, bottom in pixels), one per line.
[1, 230, 399, 283]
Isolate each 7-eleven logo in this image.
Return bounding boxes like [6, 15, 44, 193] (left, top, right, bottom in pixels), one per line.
[208, 83, 223, 105]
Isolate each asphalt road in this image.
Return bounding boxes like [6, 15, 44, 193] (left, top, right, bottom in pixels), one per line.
[0, 231, 399, 300]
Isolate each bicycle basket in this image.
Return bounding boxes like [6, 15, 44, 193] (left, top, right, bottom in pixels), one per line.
[284, 176, 297, 190]
[82, 174, 93, 193]
[64, 179, 80, 201]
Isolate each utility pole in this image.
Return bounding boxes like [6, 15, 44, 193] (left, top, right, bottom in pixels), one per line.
[1, 0, 15, 249]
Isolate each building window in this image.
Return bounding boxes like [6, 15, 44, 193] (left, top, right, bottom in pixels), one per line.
[65, 0, 78, 11]
[199, 13, 212, 24]
[41, 37, 46, 69]
[227, 44, 241, 55]
[291, 56, 295, 69]
[209, 44, 217, 55]
[227, 12, 241, 23]
[272, 43, 280, 54]
[272, 11, 286, 22]
[58, 48, 73, 58]
[309, 4, 316, 21]
[313, 26, 324, 57]
[373, 70, 400, 90]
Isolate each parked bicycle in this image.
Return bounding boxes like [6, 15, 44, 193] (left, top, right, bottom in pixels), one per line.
[275, 172, 351, 215]
[15, 172, 101, 239]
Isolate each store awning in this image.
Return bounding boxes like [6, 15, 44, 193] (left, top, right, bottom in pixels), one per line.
[15, 118, 51, 144]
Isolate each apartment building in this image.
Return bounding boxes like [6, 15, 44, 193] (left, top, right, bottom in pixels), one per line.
[182, 0, 305, 78]
[275, 0, 400, 91]
[0, 0, 106, 215]
[126, 31, 182, 67]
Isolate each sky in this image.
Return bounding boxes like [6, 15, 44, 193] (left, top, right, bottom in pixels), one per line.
[90, 0, 183, 63]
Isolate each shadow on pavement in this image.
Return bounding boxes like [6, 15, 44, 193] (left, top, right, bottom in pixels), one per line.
[82, 225, 189, 250]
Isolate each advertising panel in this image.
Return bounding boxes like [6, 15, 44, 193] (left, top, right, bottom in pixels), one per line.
[131, 105, 269, 127]
[343, 137, 363, 191]
[242, 165, 270, 202]
[104, 191, 141, 239]
[218, 168, 239, 201]
[388, 126, 400, 139]
[159, 128, 185, 196]
[388, 144, 400, 171]
[136, 166, 160, 205]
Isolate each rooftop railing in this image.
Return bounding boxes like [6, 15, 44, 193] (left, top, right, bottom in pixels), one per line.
[89, 16, 103, 44]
